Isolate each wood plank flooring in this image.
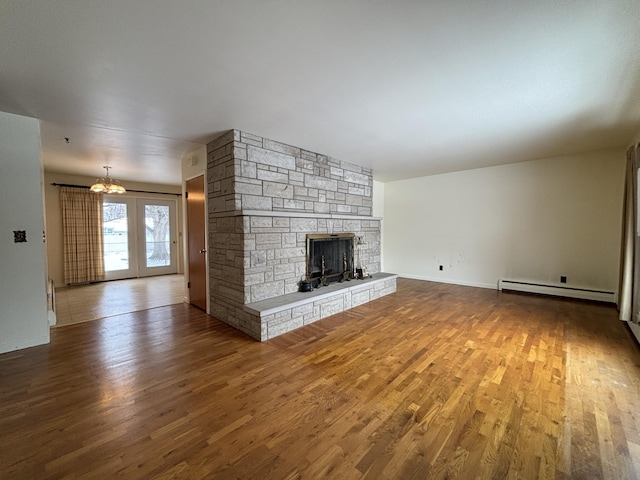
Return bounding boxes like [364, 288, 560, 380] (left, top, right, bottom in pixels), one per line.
[1, 278, 639, 479]
[53, 274, 185, 326]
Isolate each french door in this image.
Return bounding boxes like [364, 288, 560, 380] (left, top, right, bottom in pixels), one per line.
[102, 198, 177, 280]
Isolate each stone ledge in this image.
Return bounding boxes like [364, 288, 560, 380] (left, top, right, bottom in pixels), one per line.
[244, 272, 397, 317]
[209, 209, 382, 221]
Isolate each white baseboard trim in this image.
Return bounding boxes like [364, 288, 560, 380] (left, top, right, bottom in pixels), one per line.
[396, 274, 618, 304]
[0, 333, 50, 355]
[397, 273, 496, 290]
[498, 279, 617, 304]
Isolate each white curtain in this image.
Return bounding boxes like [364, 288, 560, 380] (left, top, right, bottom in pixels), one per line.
[619, 144, 639, 323]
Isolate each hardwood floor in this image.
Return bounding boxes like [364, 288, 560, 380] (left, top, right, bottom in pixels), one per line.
[53, 274, 185, 326]
[1, 278, 639, 479]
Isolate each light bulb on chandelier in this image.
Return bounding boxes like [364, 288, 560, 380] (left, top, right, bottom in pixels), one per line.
[90, 166, 126, 194]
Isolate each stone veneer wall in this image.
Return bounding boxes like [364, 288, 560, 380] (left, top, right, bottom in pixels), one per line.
[207, 129, 384, 340]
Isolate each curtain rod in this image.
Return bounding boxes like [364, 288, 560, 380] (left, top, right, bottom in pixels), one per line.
[51, 183, 182, 197]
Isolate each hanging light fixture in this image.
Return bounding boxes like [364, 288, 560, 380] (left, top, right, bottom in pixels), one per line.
[90, 166, 126, 194]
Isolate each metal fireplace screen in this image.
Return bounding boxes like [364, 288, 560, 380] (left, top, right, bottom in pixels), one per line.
[305, 233, 355, 286]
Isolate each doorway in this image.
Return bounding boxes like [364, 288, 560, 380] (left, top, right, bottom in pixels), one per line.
[103, 197, 178, 280]
[186, 175, 207, 311]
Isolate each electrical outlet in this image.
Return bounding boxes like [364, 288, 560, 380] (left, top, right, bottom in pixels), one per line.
[560, 276, 567, 283]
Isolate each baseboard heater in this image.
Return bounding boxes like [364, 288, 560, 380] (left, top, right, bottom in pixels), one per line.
[498, 279, 617, 304]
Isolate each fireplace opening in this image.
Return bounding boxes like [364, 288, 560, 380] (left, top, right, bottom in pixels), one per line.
[305, 233, 355, 288]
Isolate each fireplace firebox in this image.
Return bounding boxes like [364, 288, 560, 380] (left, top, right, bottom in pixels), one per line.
[305, 233, 355, 288]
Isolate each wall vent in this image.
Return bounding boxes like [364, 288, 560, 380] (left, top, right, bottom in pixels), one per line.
[498, 279, 617, 304]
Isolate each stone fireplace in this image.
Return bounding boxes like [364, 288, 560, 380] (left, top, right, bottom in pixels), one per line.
[206, 129, 397, 340]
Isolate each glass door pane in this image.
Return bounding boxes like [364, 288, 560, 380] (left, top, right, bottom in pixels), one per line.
[138, 199, 177, 277]
[144, 204, 171, 267]
[103, 199, 136, 280]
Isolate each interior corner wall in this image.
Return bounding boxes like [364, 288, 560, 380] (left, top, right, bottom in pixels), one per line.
[0, 111, 49, 353]
[383, 149, 626, 293]
[373, 180, 385, 271]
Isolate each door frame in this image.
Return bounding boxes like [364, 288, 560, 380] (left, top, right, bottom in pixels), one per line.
[183, 172, 209, 312]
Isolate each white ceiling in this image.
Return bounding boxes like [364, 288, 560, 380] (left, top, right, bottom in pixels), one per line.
[1, 1, 639, 184]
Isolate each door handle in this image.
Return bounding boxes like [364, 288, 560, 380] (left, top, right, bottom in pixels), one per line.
[199, 249, 206, 254]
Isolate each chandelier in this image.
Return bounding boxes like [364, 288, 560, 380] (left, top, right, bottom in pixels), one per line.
[90, 166, 126, 194]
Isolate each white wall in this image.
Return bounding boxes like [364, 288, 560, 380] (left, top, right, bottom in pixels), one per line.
[373, 180, 385, 271]
[181, 146, 207, 182]
[0, 112, 49, 353]
[384, 149, 626, 292]
[373, 180, 385, 217]
[44, 172, 184, 287]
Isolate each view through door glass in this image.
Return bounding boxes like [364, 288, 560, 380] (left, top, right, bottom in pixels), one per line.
[103, 198, 136, 280]
[144, 204, 171, 267]
[139, 200, 177, 276]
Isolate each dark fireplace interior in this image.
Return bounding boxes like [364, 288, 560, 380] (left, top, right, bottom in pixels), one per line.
[306, 233, 355, 287]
